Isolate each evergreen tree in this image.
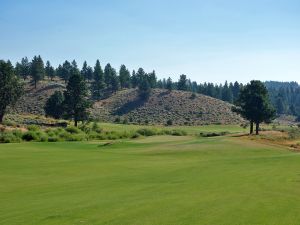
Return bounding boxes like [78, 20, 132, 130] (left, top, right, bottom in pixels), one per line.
[232, 81, 241, 101]
[138, 77, 151, 100]
[221, 81, 233, 103]
[131, 70, 138, 88]
[148, 70, 157, 88]
[63, 70, 90, 126]
[166, 77, 173, 92]
[61, 60, 72, 83]
[0, 60, 23, 123]
[31, 55, 45, 88]
[44, 91, 64, 119]
[71, 60, 78, 70]
[81, 61, 89, 80]
[20, 57, 31, 80]
[233, 80, 275, 135]
[275, 97, 285, 114]
[177, 74, 188, 91]
[119, 65, 131, 88]
[110, 68, 120, 93]
[136, 68, 146, 85]
[45, 61, 55, 80]
[92, 60, 105, 99]
[104, 63, 113, 88]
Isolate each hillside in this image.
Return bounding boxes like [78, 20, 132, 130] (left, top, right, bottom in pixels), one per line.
[10, 80, 65, 116]
[92, 89, 243, 125]
[9, 81, 243, 125]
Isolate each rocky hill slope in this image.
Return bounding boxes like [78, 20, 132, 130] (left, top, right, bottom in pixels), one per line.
[92, 89, 243, 125]
[10, 81, 243, 125]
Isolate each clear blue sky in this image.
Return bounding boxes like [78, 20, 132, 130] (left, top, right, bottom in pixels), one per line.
[1, 0, 300, 83]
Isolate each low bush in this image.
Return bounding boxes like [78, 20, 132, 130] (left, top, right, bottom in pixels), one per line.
[199, 131, 229, 137]
[136, 128, 157, 136]
[170, 129, 187, 136]
[65, 126, 81, 134]
[288, 128, 300, 140]
[27, 125, 40, 131]
[22, 131, 39, 141]
[0, 131, 22, 143]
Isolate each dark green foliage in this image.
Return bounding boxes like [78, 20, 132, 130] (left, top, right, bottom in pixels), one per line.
[104, 63, 113, 88]
[233, 80, 275, 135]
[45, 60, 55, 80]
[148, 70, 157, 88]
[136, 128, 157, 136]
[63, 70, 91, 126]
[92, 60, 105, 99]
[131, 70, 138, 88]
[221, 81, 233, 103]
[15, 57, 31, 80]
[30, 55, 45, 88]
[166, 77, 173, 91]
[199, 131, 229, 137]
[190, 92, 196, 99]
[0, 60, 23, 123]
[60, 60, 72, 83]
[119, 65, 131, 88]
[81, 61, 93, 81]
[110, 68, 120, 93]
[44, 91, 64, 119]
[138, 77, 151, 100]
[22, 131, 38, 141]
[166, 119, 173, 126]
[177, 74, 188, 91]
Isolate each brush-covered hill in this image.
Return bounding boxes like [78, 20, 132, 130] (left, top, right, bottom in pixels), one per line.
[92, 89, 243, 125]
[10, 81, 243, 125]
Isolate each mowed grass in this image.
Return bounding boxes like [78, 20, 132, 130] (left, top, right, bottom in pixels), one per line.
[1, 136, 300, 224]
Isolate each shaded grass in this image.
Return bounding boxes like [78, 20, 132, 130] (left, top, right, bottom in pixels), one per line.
[1, 136, 300, 224]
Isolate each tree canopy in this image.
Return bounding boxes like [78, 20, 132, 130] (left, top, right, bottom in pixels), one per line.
[0, 60, 23, 123]
[233, 80, 275, 135]
[63, 69, 91, 126]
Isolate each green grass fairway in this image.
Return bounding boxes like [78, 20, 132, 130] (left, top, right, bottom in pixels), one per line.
[1, 136, 300, 225]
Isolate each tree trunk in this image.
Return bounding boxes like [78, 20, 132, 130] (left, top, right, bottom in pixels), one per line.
[250, 121, 254, 134]
[74, 119, 78, 127]
[34, 80, 37, 89]
[256, 122, 260, 135]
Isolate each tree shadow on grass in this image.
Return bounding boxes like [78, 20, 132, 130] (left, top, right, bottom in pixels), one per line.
[113, 98, 146, 116]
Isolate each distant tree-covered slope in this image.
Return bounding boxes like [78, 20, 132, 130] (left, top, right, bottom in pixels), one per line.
[265, 81, 300, 116]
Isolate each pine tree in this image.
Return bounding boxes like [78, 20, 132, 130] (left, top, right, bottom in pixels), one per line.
[63, 70, 90, 126]
[31, 55, 45, 88]
[221, 81, 233, 103]
[119, 65, 131, 88]
[166, 77, 173, 92]
[61, 60, 72, 83]
[131, 70, 138, 88]
[136, 68, 146, 86]
[233, 80, 275, 135]
[45, 61, 55, 80]
[104, 63, 113, 88]
[91, 60, 105, 99]
[148, 70, 157, 88]
[81, 61, 89, 80]
[177, 74, 188, 91]
[138, 77, 151, 100]
[0, 60, 24, 123]
[44, 91, 64, 119]
[110, 68, 120, 93]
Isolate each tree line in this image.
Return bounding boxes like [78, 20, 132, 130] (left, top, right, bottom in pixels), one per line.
[12, 57, 300, 116]
[0, 56, 287, 134]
